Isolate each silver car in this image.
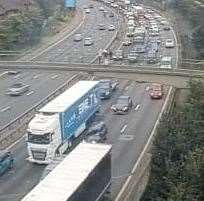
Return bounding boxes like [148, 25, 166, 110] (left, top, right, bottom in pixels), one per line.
[84, 37, 93, 46]
[111, 95, 133, 114]
[6, 83, 29, 96]
[73, 34, 82, 42]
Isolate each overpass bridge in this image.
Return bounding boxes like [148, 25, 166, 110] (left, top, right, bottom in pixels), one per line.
[0, 61, 203, 88]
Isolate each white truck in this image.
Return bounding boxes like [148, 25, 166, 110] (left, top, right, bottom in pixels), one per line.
[26, 81, 100, 164]
[21, 142, 112, 201]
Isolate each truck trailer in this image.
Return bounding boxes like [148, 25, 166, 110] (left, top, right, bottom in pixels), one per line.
[26, 81, 100, 164]
[21, 142, 112, 201]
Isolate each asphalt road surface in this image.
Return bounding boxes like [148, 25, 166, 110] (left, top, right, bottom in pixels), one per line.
[0, 79, 166, 201]
[33, 0, 122, 63]
[0, 70, 76, 128]
[0, 2, 178, 201]
[0, 0, 122, 128]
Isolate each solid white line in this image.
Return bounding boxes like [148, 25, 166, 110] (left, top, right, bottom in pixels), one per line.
[115, 87, 173, 201]
[1, 106, 11, 112]
[14, 74, 21, 79]
[26, 91, 34, 96]
[120, 124, 127, 134]
[51, 75, 59, 79]
[33, 75, 40, 79]
[0, 71, 8, 78]
[7, 135, 26, 150]
[134, 104, 140, 111]
[145, 86, 150, 91]
[29, 11, 86, 60]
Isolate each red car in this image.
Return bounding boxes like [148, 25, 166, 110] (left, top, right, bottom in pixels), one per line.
[149, 83, 163, 99]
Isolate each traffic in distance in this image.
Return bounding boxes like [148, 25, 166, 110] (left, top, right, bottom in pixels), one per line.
[96, 0, 176, 68]
[0, 0, 177, 200]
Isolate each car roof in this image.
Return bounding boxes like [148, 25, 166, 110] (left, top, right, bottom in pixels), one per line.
[86, 135, 101, 140]
[0, 150, 9, 159]
[119, 95, 129, 99]
[100, 79, 111, 82]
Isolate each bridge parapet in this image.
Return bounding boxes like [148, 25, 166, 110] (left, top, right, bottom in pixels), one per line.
[0, 61, 203, 88]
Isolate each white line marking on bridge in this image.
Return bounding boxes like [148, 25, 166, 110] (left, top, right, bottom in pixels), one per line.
[119, 135, 134, 141]
[134, 104, 140, 111]
[33, 75, 40, 79]
[1, 106, 11, 112]
[51, 74, 59, 79]
[14, 74, 21, 79]
[0, 71, 8, 78]
[26, 91, 34, 96]
[120, 124, 127, 134]
[145, 86, 150, 91]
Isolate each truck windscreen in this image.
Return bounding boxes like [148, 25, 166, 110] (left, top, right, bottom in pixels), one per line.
[28, 132, 51, 144]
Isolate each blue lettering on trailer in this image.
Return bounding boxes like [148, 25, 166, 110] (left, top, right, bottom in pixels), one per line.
[60, 87, 100, 141]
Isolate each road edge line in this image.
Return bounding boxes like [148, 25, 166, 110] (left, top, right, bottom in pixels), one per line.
[115, 86, 173, 201]
[29, 10, 86, 61]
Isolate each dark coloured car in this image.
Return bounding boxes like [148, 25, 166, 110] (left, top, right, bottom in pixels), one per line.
[133, 45, 146, 53]
[109, 12, 114, 17]
[6, 83, 29, 96]
[111, 95, 133, 114]
[89, 4, 94, 8]
[0, 151, 14, 176]
[146, 51, 157, 64]
[98, 79, 118, 99]
[86, 121, 107, 139]
[149, 41, 159, 52]
[98, 24, 106, 30]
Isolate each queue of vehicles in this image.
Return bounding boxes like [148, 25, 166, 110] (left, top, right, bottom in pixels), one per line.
[74, 5, 117, 47]
[102, 1, 174, 67]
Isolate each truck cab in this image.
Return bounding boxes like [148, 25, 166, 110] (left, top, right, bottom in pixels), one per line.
[0, 151, 14, 176]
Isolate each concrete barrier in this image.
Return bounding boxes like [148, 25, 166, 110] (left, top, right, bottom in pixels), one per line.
[0, 73, 84, 149]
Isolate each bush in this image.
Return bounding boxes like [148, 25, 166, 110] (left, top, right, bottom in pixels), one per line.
[141, 81, 204, 201]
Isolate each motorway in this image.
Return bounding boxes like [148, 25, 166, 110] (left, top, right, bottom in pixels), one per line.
[0, 0, 121, 128]
[0, 80, 166, 201]
[0, 1, 178, 201]
[0, 70, 76, 128]
[32, 0, 121, 63]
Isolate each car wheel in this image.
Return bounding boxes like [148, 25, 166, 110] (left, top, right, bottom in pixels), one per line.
[9, 160, 14, 169]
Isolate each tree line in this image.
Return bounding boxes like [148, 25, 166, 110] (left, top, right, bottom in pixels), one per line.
[0, 0, 67, 50]
[141, 81, 204, 201]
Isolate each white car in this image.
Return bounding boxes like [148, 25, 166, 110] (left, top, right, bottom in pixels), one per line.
[122, 37, 132, 46]
[85, 9, 90, 13]
[74, 34, 82, 42]
[160, 56, 172, 69]
[99, 7, 105, 11]
[165, 39, 175, 48]
[108, 25, 116, 31]
[84, 37, 93, 46]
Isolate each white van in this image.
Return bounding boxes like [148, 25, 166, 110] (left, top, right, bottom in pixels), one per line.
[160, 56, 172, 68]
